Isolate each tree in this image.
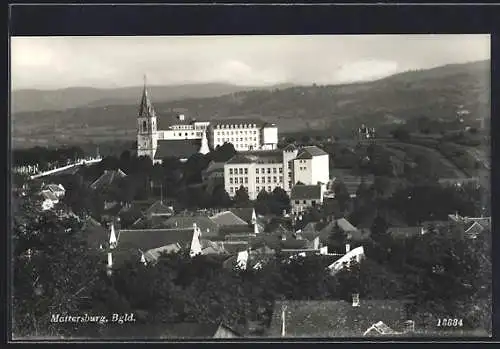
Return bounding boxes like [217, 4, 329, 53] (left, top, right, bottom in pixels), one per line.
[211, 184, 233, 208]
[370, 215, 389, 243]
[209, 143, 236, 163]
[13, 197, 104, 338]
[233, 186, 250, 206]
[255, 190, 271, 215]
[327, 221, 348, 253]
[391, 127, 411, 142]
[269, 187, 291, 215]
[333, 180, 350, 213]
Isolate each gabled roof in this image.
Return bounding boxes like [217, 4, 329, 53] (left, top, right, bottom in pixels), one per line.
[336, 218, 358, 233]
[164, 215, 220, 239]
[464, 221, 485, 238]
[154, 139, 200, 160]
[117, 228, 195, 252]
[143, 243, 182, 262]
[81, 217, 108, 248]
[221, 241, 250, 254]
[40, 189, 58, 201]
[226, 150, 283, 164]
[45, 183, 65, 193]
[290, 185, 322, 200]
[210, 211, 248, 226]
[90, 169, 127, 190]
[229, 207, 256, 224]
[295, 146, 328, 159]
[268, 300, 411, 338]
[145, 201, 175, 217]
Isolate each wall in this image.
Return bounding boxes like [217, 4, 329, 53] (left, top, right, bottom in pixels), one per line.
[282, 149, 299, 192]
[311, 154, 330, 185]
[293, 158, 313, 185]
[261, 126, 278, 149]
[291, 198, 320, 214]
[211, 124, 261, 151]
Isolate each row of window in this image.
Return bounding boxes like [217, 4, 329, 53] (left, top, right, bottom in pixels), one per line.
[256, 167, 283, 174]
[215, 124, 257, 129]
[229, 168, 249, 175]
[170, 132, 202, 137]
[230, 177, 249, 185]
[216, 130, 257, 136]
[298, 167, 308, 171]
[229, 176, 283, 185]
[256, 176, 283, 184]
[229, 167, 284, 175]
[218, 137, 257, 143]
[229, 186, 249, 193]
[294, 200, 317, 205]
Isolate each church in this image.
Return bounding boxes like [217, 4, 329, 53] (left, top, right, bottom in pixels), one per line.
[136, 79, 279, 164]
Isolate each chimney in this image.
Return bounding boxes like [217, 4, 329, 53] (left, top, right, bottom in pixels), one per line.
[345, 243, 351, 253]
[281, 304, 287, 337]
[404, 320, 415, 333]
[352, 293, 360, 307]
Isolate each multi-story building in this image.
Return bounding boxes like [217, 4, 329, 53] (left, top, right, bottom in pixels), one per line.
[224, 145, 330, 200]
[207, 119, 278, 151]
[136, 80, 279, 163]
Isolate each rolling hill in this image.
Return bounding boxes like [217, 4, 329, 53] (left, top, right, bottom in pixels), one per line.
[11, 83, 296, 114]
[12, 60, 489, 148]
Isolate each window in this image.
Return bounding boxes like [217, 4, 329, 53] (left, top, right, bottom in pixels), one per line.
[256, 186, 260, 192]
[254, 131, 257, 134]
[268, 186, 272, 191]
[262, 176, 265, 183]
[230, 178, 233, 184]
[273, 168, 277, 174]
[279, 168, 283, 174]
[280, 176, 283, 182]
[254, 137, 257, 141]
[288, 181, 292, 187]
[230, 187, 234, 193]
[245, 177, 248, 184]
[229, 169, 233, 175]
[185, 132, 188, 137]
[256, 168, 259, 174]
[239, 168, 243, 175]
[268, 177, 271, 183]
[267, 168, 271, 174]
[295, 200, 300, 204]
[311, 200, 317, 206]
[240, 138, 243, 141]
[273, 176, 277, 183]
[239, 178, 243, 184]
[303, 200, 307, 204]
[256, 177, 260, 183]
[143, 121, 147, 132]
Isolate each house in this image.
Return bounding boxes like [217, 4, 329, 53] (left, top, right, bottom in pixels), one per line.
[290, 184, 325, 214]
[222, 245, 276, 270]
[447, 213, 491, 239]
[202, 161, 225, 182]
[210, 210, 248, 226]
[39, 189, 59, 211]
[268, 297, 413, 338]
[43, 183, 66, 199]
[90, 169, 127, 190]
[162, 215, 220, 240]
[327, 245, 365, 274]
[228, 207, 258, 225]
[317, 218, 369, 243]
[106, 223, 202, 268]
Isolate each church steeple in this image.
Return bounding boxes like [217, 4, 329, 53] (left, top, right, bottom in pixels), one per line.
[139, 74, 156, 119]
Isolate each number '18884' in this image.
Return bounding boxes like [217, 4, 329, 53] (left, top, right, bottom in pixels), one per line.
[437, 318, 463, 327]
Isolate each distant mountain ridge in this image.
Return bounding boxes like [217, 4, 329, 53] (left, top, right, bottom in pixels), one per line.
[11, 83, 296, 113]
[12, 60, 489, 148]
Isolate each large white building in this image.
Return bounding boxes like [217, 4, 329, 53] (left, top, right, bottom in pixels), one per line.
[224, 145, 330, 200]
[136, 81, 278, 163]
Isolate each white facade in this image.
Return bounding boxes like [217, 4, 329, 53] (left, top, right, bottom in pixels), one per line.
[135, 82, 278, 160]
[210, 122, 262, 151]
[261, 125, 279, 150]
[224, 145, 330, 201]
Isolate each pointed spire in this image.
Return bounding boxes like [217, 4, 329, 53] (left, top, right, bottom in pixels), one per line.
[139, 74, 155, 119]
[109, 223, 117, 248]
[140, 251, 147, 265]
[199, 130, 210, 155]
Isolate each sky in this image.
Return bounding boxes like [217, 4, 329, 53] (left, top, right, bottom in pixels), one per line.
[11, 35, 490, 90]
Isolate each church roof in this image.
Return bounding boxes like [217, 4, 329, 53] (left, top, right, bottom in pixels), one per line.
[154, 139, 200, 160]
[138, 83, 156, 119]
